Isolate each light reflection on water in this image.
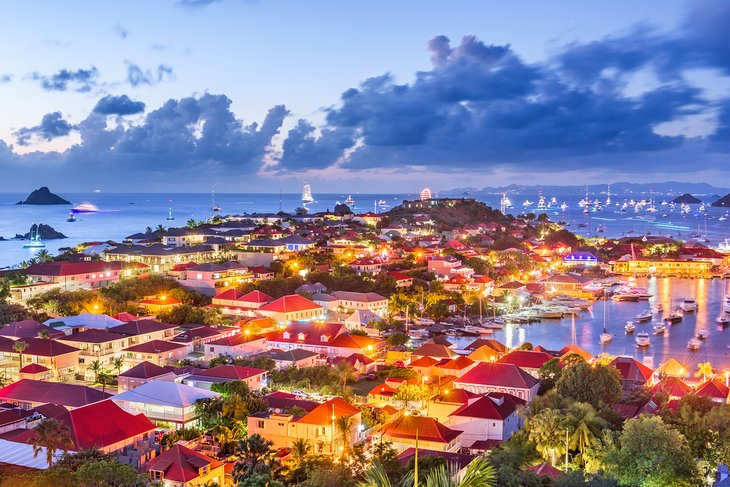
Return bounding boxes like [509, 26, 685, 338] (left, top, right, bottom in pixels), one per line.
[448, 277, 730, 370]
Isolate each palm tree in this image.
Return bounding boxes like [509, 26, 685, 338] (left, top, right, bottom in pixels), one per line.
[334, 361, 357, 394]
[527, 408, 568, 465]
[334, 415, 354, 455]
[32, 418, 73, 467]
[358, 456, 495, 487]
[567, 402, 606, 466]
[13, 340, 28, 370]
[289, 438, 311, 467]
[98, 371, 111, 394]
[156, 224, 166, 233]
[232, 434, 281, 484]
[144, 226, 153, 234]
[698, 361, 713, 381]
[37, 330, 51, 339]
[87, 359, 104, 383]
[186, 219, 197, 229]
[111, 356, 125, 376]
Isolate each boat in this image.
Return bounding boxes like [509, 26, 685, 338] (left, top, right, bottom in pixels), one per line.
[166, 208, 175, 221]
[522, 199, 534, 207]
[664, 312, 683, 324]
[687, 338, 703, 351]
[302, 183, 315, 204]
[653, 323, 667, 335]
[654, 303, 664, 312]
[23, 225, 45, 248]
[560, 202, 568, 211]
[344, 195, 355, 207]
[71, 203, 100, 214]
[625, 321, 636, 333]
[717, 314, 730, 328]
[600, 293, 612, 344]
[635, 332, 651, 347]
[600, 331, 612, 344]
[680, 298, 697, 312]
[635, 310, 652, 322]
[697, 329, 710, 340]
[536, 193, 547, 210]
[66, 211, 76, 222]
[211, 189, 221, 213]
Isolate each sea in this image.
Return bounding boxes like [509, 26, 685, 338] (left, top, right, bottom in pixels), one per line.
[2, 190, 729, 269]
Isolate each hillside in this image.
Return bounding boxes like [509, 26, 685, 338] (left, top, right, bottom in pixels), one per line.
[383, 198, 511, 229]
[712, 194, 730, 207]
[16, 187, 71, 205]
[671, 193, 702, 204]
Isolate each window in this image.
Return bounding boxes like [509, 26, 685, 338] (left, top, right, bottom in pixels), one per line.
[150, 471, 163, 481]
[257, 420, 264, 428]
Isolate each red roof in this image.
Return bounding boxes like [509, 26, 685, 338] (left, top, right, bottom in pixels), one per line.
[438, 356, 475, 371]
[695, 378, 730, 400]
[0, 379, 111, 408]
[239, 290, 273, 303]
[19, 363, 49, 374]
[213, 289, 246, 301]
[0, 337, 79, 357]
[388, 271, 411, 281]
[456, 362, 539, 389]
[409, 356, 438, 368]
[610, 356, 653, 382]
[526, 463, 563, 479]
[24, 261, 123, 277]
[207, 334, 263, 347]
[123, 340, 187, 354]
[198, 365, 266, 380]
[435, 388, 480, 404]
[652, 377, 692, 397]
[498, 350, 554, 369]
[119, 361, 170, 379]
[259, 295, 322, 314]
[59, 400, 155, 449]
[382, 415, 461, 444]
[109, 319, 177, 336]
[112, 312, 139, 322]
[450, 392, 526, 420]
[0, 320, 60, 339]
[297, 397, 360, 425]
[147, 444, 223, 483]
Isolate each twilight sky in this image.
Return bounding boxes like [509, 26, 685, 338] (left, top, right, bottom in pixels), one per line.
[1, 0, 729, 193]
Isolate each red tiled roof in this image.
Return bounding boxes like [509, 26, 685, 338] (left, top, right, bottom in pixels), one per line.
[109, 319, 177, 336]
[0, 320, 60, 339]
[119, 361, 170, 379]
[412, 343, 456, 359]
[388, 271, 411, 281]
[19, 363, 49, 374]
[456, 362, 539, 389]
[213, 289, 246, 301]
[435, 388, 479, 404]
[0, 337, 79, 357]
[259, 295, 322, 313]
[558, 345, 593, 361]
[382, 415, 461, 443]
[296, 397, 360, 425]
[198, 365, 266, 380]
[409, 356, 438, 368]
[526, 463, 563, 479]
[207, 333, 263, 347]
[147, 444, 223, 483]
[58, 329, 126, 344]
[112, 312, 139, 322]
[652, 377, 692, 397]
[239, 290, 274, 303]
[369, 382, 398, 397]
[610, 357, 653, 382]
[695, 378, 730, 400]
[450, 392, 525, 420]
[438, 356, 475, 371]
[498, 350, 554, 369]
[24, 261, 123, 277]
[0, 379, 111, 408]
[60, 400, 155, 449]
[123, 340, 187, 354]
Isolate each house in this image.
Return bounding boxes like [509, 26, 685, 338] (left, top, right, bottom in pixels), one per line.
[139, 295, 182, 315]
[123, 340, 190, 367]
[258, 295, 324, 322]
[23, 261, 123, 292]
[264, 322, 383, 358]
[11, 399, 156, 453]
[203, 333, 268, 360]
[695, 378, 730, 404]
[447, 392, 526, 446]
[262, 391, 319, 413]
[427, 256, 474, 279]
[259, 349, 320, 369]
[109, 320, 178, 343]
[380, 415, 462, 453]
[279, 235, 316, 252]
[18, 363, 52, 381]
[454, 363, 541, 402]
[497, 350, 554, 377]
[609, 356, 653, 397]
[104, 244, 219, 273]
[112, 381, 220, 429]
[0, 320, 62, 340]
[247, 398, 362, 453]
[388, 271, 414, 288]
[0, 379, 111, 409]
[541, 273, 592, 297]
[348, 257, 383, 275]
[652, 377, 692, 400]
[171, 326, 228, 349]
[563, 251, 599, 266]
[212, 289, 273, 315]
[45, 313, 124, 335]
[343, 309, 384, 336]
[526, 463, 564, 479]
[177, 261, 252, 295]
[57, 329, 130, 378]
[161, 228, 206, 248]
[183, 365, 268, 392]
[331, 353, 377, 377]
[331, 291, 389, 316]
[410, 343, 456, 361]
[433, 356, 477, 379]
[147, 444, 225, 487]
[118, 361, 177, 392]
[0, 337, 80, 381]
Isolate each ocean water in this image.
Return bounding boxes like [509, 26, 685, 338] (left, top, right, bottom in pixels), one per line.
[1, 190, 729, 268]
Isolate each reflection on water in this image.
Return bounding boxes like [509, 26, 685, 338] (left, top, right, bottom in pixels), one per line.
[451, 277, 730, 369]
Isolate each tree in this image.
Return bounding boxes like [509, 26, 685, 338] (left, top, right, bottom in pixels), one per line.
[186, 218, 197, 229]
[32, 418, 73, 467]
[110, 356, 125, 376]
[527, 408, 569, 465]
[97, 371, 111, 394]
[698, 361, 713, 381]
[76, 460, 147, 486]
[13, 340, 28, 370]
[359, 456, 496, 487]
[567, 402, 607, 467]
[604, 416, 701, 487]
[161, 427, 202, 448]
[386, 332, 410, 347]
[335, 415, 354, 455]
[538, 358, 562, 392]
[334, 361, 357, 393]
[37, 329, 51, 339]
[53, 447, 114, 471]
[87, 359, 104, 383]
[555, 362, 622, 408]
[290, 438, 311, 468]
[393, 384, 431, 406]
[232, 434, 282, 484]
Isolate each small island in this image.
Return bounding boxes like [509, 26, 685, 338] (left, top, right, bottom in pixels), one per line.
[16, 187, 71, 205]
[671, 193, 702, 204]
[712, 194, 730, 207]
[16, 223, 67, 240]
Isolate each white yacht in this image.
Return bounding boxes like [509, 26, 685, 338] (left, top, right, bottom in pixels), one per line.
[522, 199, 534, 207]
[687, 338, 703, 351]
[635, 332, 651, 347]
[635, 310, 652, 322]
[653, 323, 667, 335]
[680, 298, 697, 312]
[625, 321, 636, 334]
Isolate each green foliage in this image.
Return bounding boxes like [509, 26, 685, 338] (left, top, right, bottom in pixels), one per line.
[406, 455, 446, 485]
[158, 303, 222, 325]
[377, 366, 417, 381]
[75, 460, 147, 487]
[392, 384, 431, 404]
[232, 434, 282, 485]
[210, 380, 251, 396]
[386, 332, 409, 347]
[52, 448, 114, 471]
[237, 276, 305, 299]
[161, 427, 202, 447]
[234, 355, 277, 371]
[31, 418, 73, 467]
[555, 362, 622, 408]
[268, 364, 341, 393]
[605, 415, 701, 487]
[538, 358, 563, 392]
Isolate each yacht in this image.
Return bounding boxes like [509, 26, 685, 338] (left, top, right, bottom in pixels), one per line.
[687, 338, 703, 351]
[211, 189, 221, 213]
[71, 202, 100, 214]
[66, 211, 76, 222]
[716, 314, 730, 328]
[696, 329, 710, 340]
[166, 208, 175, 221]
[723, 294, 730, 314]
[653, 323, 667, 335]
[719, 212, 728, 222]
[600, 331, 613, 344]
[522, 199, 534, 207]
[636, 332, 651, 347]
[302, 183, 315, 204]
[680, 298, 697, 312]
[23, 226, 45, 249]
[344, 195, 355, 207]
[625, 321, 636, 334]
[536, 194, 547, 210]
[654, 303, 664, 313]
[664, 311, 683, 324]
[635, 310, 652, 322]
[560, 202, 568, 211]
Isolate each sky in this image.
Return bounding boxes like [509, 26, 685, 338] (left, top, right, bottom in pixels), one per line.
[1, 0, 729, 193]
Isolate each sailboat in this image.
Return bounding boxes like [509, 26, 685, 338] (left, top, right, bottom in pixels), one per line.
[166, 207, 175, 221]
[211, 189, 221, 213]
[600, 291, 612, 344]
[605, 184, 611, 206]
[23, 225, 45, 248]
[66, 211, 76, 222]
[302, 183, 315, 204]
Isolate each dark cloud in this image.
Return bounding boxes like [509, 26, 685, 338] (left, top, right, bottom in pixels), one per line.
[278, 120, 355, 171]
[93, 95, 146, 116]
[30, 67, 99, 92]
[14, 112, 76, 146]
[113, 24, 130, 40]
[126, 62, 173, 86]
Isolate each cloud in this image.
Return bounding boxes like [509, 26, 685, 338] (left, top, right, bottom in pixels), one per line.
[126, 62, 174, 86]
[113, 24, 130, 40]
[14, 112, 77, 146]
[93, 95, 146, 116]
[277, 119, 356, 171]
[0, 74, 11, 83]
[177, 0, 221, 6]
[1, 94, 288, 188]
[30, 67, 99, 92]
